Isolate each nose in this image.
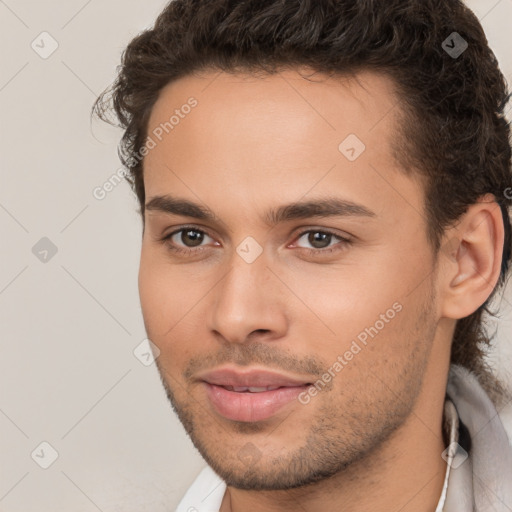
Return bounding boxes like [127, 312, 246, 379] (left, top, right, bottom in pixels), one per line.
[207, 249, 289, 344]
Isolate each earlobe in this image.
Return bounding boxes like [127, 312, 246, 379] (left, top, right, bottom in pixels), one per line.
[440, 195, 504, 320]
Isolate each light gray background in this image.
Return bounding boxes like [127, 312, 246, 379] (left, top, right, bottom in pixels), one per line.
[1, 1, 511, 510]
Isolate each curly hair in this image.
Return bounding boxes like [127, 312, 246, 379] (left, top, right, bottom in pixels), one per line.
[93, 0, 512, 406]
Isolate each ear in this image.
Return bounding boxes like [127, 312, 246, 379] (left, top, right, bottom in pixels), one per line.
[439, 193, 505, 320]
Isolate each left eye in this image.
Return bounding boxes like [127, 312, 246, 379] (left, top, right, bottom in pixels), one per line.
[294, 230, 348, 250]
[297, 229, 351, 256]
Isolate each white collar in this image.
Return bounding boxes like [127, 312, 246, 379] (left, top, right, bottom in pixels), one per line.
[435, 398, 460, 511]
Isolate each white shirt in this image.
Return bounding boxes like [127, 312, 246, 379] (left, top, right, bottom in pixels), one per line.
[175, 365, 512, 512]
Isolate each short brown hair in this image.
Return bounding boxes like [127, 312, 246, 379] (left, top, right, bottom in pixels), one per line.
[93, 0, 512, 405]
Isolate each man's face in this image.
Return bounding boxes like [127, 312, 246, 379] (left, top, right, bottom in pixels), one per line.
[139, 69, 443, 490]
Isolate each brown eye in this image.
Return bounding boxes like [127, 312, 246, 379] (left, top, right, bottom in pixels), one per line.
[306, 231, 333, 249]
[159, 226, 216, 255]
[293, 229, 352, 256]
[295, 230, 340, 250]
[178, 229, 205, 247]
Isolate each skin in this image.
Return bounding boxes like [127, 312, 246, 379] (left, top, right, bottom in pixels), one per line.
[138, 68, 504, 512]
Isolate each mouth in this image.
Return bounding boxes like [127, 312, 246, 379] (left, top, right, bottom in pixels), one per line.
[219, 385, 292, 392]
[197, 366, 314, 422]
[203, 382, 312, 422]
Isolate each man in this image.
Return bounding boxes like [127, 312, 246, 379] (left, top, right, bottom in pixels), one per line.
[93, 0, 512, 510]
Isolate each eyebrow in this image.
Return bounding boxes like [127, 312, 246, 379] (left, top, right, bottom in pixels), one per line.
[145, 194, 376, 226]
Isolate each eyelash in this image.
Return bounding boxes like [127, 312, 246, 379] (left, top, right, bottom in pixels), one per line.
[157, 225, 352, 257]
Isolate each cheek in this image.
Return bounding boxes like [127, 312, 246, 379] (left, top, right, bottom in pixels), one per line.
[138, 258, 166, 331]
[282, 264, 400, 338]
[138, 248, 212, 364]
[289, 260, 425, 369]
[138, 247, 183, 337]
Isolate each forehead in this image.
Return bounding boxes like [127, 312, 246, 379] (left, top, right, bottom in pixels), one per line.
[146, 68, 401, 153]
[143, 68, 425, 227]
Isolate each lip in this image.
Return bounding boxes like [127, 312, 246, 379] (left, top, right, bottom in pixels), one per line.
[197, 366, 313, 422]
[196, 366, 312, 387]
